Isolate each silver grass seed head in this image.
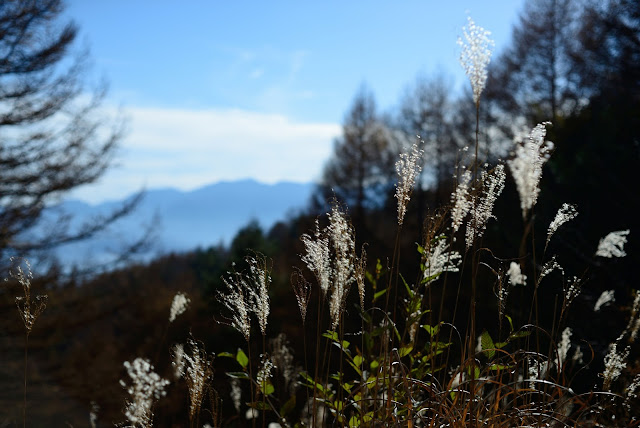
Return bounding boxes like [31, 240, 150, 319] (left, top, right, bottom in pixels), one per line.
[395, 141, 424, 226]
[256, 355, 275, 394]
[603, 341, 630, 391]
[538, 255, 564, 286]
[184, 338, 213, 420]
[628, 292, 640, 342]
[458, 16, 494, 106]
[451, 168, 473, 234]
[423, 236, 461, 286]
[508, 122, 554, 219]
[573, 345, 584, 365]
[169, 291, 190, 323]
[594, 290, 615, 312]
[89, 401, 99, 428]
[171, 343, 185, 379]
[507, 261, 527, 286]
[9, 258, 47, 334]
[291, 269, 312, 323]
[300, 219, 331, 297]
[355, 245, 367, 311]
[120, 357, 169, 427]
[596, 229, 630, 258]
[557, 327, 572, 368]
[327, 203, 356, 330]
[547, 203, 578, 246]
[465, 164, 506, 249]
[247, 254, 271, 336]
[230, 378, 242, 413]
[624, 373, 640, 411]
[563, 276, 582, 308]
[218, 273, 252, 341]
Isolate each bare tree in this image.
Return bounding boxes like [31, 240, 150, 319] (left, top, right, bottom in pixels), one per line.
[487, 0, 584, 124]
[573, 0, 640, 99]
[396, 71, 460, 193]
[0, 0, 141, 266]
[319, 85, 398, 229]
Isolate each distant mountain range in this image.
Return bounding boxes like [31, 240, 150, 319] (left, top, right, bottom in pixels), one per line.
[31, 179, 315, 268]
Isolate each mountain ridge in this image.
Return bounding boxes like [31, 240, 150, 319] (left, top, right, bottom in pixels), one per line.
[34, 179, 315, 268]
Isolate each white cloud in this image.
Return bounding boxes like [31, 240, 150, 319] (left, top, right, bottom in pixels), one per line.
[70, 107, 340, 204]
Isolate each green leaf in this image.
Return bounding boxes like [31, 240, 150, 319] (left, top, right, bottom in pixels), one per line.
[300, 372, 326, 393]
[217, 352, 235, 358]
[399, 345, 413, 358]
[280, 395, 296, 416]
[236, 348, 249, 368]
[489, 364, 512, 371]
[480, 330, 495, 359]
[421, 272, 441, 284]
[466, 365, 481, 379]
[422, 322, 442, 337]
[373, 289, 387, 301]
[400, 274, 411, 295]
[393, 324, 402, 342]
[226, 371, 250, 379]
[432, 341, 452, 350]
[347, 359, 362, 376]
[370, 360, 379, 370]
[300, 372, 313, 382]
[341, 340, 350, 349]
[509, 330, 531, 339]
[332, 341, 351, 357]
[323, 331, 339, 342]
[365, 271, 374, 284]
[262, 381, 275, 396]
[505, 314, 514, 332]
[353, 355, 364, 367]
[349, 416, 360, 427]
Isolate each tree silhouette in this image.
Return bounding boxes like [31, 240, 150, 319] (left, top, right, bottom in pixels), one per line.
[487, 0, 583, 125]
[319, 85, 398, 231]
[0, 0, 140, 265]
[573, 0, 640, 99]
[396, 71, 460, 197]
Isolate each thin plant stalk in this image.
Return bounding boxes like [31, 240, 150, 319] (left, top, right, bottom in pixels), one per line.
[311, 284, 326, 428]
[247, 340, 256, 428]
[23, 332, 29, 428]
[262, 333, 266, 428]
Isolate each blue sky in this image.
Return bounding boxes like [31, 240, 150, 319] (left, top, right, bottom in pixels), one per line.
[64, 1, 526, 203]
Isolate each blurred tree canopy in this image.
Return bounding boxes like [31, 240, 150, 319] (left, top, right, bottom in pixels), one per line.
[317, 85, 400, 233]
[0, 0, 139, 267]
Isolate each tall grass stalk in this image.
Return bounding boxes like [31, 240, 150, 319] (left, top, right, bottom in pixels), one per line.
[9, 259, 47, 428]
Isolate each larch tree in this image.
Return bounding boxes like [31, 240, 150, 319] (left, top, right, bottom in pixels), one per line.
[486, 0, 584, 125]
[396, 71, 459, 191]
[0, 0, 141, 266]
[319, 85, 398, 231]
